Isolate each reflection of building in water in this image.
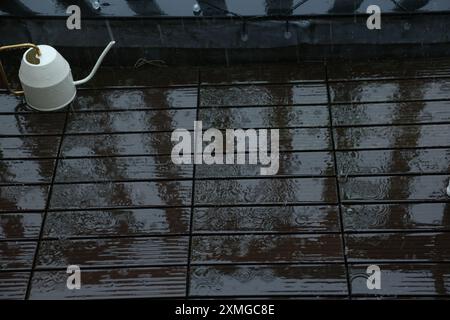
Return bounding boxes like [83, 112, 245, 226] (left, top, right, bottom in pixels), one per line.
[54, 0, 102, 16]
[396, 0, 430, 11]
[0, 0, 34, 15]
[329, 0, 364, 13]
[126, 0, 165, 15]
[197, 0, 228, 16]
[265, 0, 293, 15]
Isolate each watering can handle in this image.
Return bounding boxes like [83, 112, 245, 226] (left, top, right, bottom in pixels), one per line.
[0, 43, 41, 96]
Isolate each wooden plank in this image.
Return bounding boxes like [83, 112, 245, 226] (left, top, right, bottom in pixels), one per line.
[197, 128, 331, 153]
[36, 237, 189, 268]
[0, 159, 55, 184]
[189, 265, 348, 296]
[0, 213, 42, 239]
[73, 87, 198, 111]
[0, 185, 49, 212]
[196, 152, 334, 178]
[0, 136, 60, 159]
[76, 66, 198, 88]
[194, 178, 337, 205]
[50, 181, 192, 210]
[201, 62, 326, 84]
[200, 84, 328, 107]
[346, 233, 450, 262]
[0, 241, 37, 269]
[43, 208, 190, 238]
[55, 156, 193, 183]
[29, 267, 187, 299]
[191, 234, 343, 264]
[343, 203, 450, 232]
[330, 79, 450, 103]
[198, 105, 329, 129]
[340, 175, 449, 202]
[61, 133, 176, 157]
[60, 128, 331, 157]
[0, 94, 32, 114]
[193, 205, 340, 233]
[332, 100, 450, 126]
[350, 264, 450, 296]
[0, 272, 29, 300]
[66, 109, 196, 134]
[328, 58, 450, 80]
[0, 113, 66, 136]
[270, 128, 331, 151]
[334, 125, 450, 150]
[336, 149, 450, 176]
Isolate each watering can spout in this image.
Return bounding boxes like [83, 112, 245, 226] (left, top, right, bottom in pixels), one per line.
[74, 41, 115, 86]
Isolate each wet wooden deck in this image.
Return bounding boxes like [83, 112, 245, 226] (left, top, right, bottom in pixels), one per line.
[1, 59, 450, 299]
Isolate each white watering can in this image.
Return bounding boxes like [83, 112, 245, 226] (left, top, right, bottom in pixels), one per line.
[0, 41, 115, 111]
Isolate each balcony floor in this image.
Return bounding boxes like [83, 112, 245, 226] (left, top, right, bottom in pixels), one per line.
[1, 59, 450, 299]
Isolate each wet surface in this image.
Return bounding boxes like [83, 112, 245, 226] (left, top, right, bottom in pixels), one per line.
[29, 267, 187, 299]
[1, 59, 450, 299]
[189, 264, 348, 297]
[350, 264, 450, 296]
[192, 206, 340, 233]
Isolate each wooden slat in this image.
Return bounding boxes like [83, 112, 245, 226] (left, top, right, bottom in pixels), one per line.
[73, 87, 198, 111]
[61, 133, 176, 157]
[332, 100, 450, 126]
[194, 178, 337, 205]
[336, 149, 450, 175]
[196, 152, 334, 178]
[330, 79, 450, 103]
[343, 203, 450, 232]
[191, 234, 343, 264]
[50, 181, 192, 210]
[0, 94, 31, 114]
[43, 208, 190, 238]
[200, 62, 325, 84]
[66, 109, 196, 134]
[76, 66, 198, 88]
[0, 114, 66, 136]
[334, 125, 450, 150]
[269, 128, 331, 151]
[196, 128, 331, 153]
[328, 58, 450, 80]
[36, 237, 189, 268]
[0, 241, 37, 269]
[200, 84, 328, 107]
[0, 159, 55, 184]
[29, 267, 187, 299]
[60, 128, 331, 157]
[0, 272, 29, 299]
[193, 206, 340, 233]
[346, 233, 450, 262]
[0, 213, 42, 239]
[189, 265, 348, 296]
[0, 136, 60, 159]
[350, 264, 450, 296]
[201, 128, 331, 153]
[199, 105, 329, 128]
[340, 175, 449, 202]
[55, 156, 193, 183]
[0, 185, 49, 212]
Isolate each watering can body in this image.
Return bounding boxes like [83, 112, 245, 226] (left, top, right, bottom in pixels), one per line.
[19, 45, 76, 111]
[0, 41, 115, 111]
